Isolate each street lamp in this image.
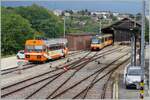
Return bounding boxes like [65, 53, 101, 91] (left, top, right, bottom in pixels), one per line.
[63, 13, 70, 38]
[99, 20, 102, 35]
[64, 16, 66, 38]
[98, 17, 102, 35]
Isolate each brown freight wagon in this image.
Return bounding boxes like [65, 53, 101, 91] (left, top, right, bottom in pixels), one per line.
[66, 33, 96, 51]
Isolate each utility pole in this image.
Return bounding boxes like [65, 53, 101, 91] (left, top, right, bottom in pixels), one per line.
[139, 0, 145, 99]
[131, 32, 136, 66]
[130, 15, 136, 66]
[99, 20, 102, 35]
[141, 0, 145, 70]
[149, 0, 150, 93]
[64, 16, 66, 38]
[134, 15, 137, 66]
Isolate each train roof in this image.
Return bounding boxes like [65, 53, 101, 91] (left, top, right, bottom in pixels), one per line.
[25, 40, 45, 45]
[102, 34, 112, 38]
[25, 38, 68, 46]
[92, 34, 112, 39]
[44, 38, 68, 46]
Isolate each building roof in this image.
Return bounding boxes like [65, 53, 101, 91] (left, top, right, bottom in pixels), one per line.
[66, 32, 96, 36]
[102, 17, 141, 31]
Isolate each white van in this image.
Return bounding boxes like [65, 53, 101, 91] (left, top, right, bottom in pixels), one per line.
[124, 66, 142, 89]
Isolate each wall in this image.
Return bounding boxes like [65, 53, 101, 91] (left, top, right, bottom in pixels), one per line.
[66, 35, 93, 50]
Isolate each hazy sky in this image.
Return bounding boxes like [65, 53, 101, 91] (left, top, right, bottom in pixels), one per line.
[2, 0, 148, 14]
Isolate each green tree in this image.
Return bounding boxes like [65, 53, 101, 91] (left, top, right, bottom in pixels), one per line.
[15, 4, 63, 38]
[38, 18, 63, 38]
[1, 12, 34, 56]
[136, 13, 142, 21]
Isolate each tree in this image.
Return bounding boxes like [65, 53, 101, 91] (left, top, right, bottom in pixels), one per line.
[136, 13, 142, 21]
[129, 14, 134, 19]
[65, 10, 73, 15]
[1, 12, 34, 56]
[38, 18, 63, 38]
[15, 4, 63, 38]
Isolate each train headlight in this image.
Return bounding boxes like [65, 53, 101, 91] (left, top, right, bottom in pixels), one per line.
[25, 55, 30, 58]
[37, 55, 41, 59]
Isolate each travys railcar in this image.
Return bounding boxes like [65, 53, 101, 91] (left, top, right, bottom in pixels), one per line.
[90, 34, 113, 50]
[25, 38, 68, 62]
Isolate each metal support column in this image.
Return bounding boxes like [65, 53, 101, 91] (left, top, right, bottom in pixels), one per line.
[141, 0, 145, 70]
[131, 33, 136, 66]
[135, 35, 137, 65]
[140, 0, 145, 99]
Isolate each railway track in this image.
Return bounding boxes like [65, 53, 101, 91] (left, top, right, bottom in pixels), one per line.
[25, 51, 98, 99]
[1, 46, 116, 76]
[1, 50, 85, 75]
[1, 45, 117, 77]
[100, 72, 113, 99]
[1, 51, 94, 98]
[1, 46, 128, 99]
[1, 51, 94, 90]
[1, 64, 38, 75]
[51, 52, 130, 99]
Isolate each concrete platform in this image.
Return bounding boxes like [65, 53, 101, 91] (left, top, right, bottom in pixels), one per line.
[1, 51, 78, 70]
[1, 56, 18, 70]
[118, 45, 149, 99]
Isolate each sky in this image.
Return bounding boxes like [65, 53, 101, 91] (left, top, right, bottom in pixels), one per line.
[1, 0, 148, 14]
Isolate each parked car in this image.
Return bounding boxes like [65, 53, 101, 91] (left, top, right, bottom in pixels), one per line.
[124, 66, 142, 89]
[17, 50, 25, 59]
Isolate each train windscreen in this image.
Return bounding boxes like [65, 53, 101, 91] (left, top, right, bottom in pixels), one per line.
[91, 38, 101, 44]
[26, 45, 44, 52]
[127, 68, 142, 76]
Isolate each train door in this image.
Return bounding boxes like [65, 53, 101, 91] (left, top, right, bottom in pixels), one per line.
[104, 37, 106, 46]
[101, 37, 105, 47]
[109, 36, 113, 45]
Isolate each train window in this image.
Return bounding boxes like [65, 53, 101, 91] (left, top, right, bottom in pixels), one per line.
[102, 38, 104, 42]
[26, 46, 34, 52]
[35, 46, 43, 50]
[106, 37, 109, 41]
[107, 37, 111, 40]
[25, 45, 44, 52]
[34, 46, 43, 52]
[91, 38, 100, 44]
[106, 37, 109, 40]
[43, 46, 46, 51]
[110, 37, 112, 40]
[48, 44, 64, 51]
[50, 46, 55, 50]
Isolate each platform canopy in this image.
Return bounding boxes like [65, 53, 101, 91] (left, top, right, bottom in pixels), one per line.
[102, 18, 141, 33]
[101, 18, 142, 42]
